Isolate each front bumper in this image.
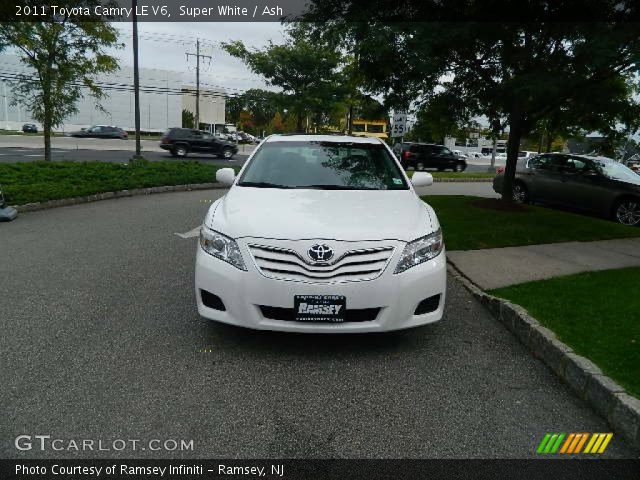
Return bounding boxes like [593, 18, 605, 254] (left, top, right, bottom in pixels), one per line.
[195, 239, 446, 333]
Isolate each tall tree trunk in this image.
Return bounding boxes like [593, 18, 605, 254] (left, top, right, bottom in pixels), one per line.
[43, 101, 51, 162]
[347, 103, 353, 135]
[296, 110, 303, 133]
[501, 104, 523, 203]
[545, 130, 553, 152]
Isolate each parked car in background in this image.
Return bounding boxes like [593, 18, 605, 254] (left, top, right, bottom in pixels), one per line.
[394, 142, 467, 172]
[22, 123, 38, 133]
[518, 151, 539, 160]
[67, 125, 128, 139]
[160, 128, 238, 159]
[493, 153, 640, 225]
[452, 149, 468, 159]
[466, 151, 484, 160]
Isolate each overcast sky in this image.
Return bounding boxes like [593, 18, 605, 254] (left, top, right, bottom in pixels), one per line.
[110, 22, 287, 94]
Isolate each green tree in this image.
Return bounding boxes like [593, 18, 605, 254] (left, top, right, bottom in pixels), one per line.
[0, 5, 121, 161]
[222, 30, 342, 132]
[303, 2, 640, 201]
[182, 109, 195, 129]
[225, 94, 244, 125]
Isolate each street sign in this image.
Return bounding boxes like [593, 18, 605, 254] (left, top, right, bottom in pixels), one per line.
[391, 112, 407, 138]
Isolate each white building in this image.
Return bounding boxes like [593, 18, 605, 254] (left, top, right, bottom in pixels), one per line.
[0, 54, 225, 133]
[181, 86, 226, 132]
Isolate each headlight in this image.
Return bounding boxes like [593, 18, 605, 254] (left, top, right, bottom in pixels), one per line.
[199, 227, 247, 271]
[394, 229, 443, 274]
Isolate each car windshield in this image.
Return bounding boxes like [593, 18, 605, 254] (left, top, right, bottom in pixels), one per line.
[594, 160, 640, 184]
[237, 141, 409, 190]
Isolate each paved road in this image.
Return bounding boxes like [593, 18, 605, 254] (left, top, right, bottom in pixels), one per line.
[1, 190, 637, 459]
[0, 145, 249, 166]
[0, 135, 497, 173]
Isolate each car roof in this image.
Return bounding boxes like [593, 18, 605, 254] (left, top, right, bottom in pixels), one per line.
[264, 134, 382, 144]
[540, 152, 615, 163]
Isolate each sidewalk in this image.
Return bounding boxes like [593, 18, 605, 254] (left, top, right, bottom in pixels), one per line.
[448, 237, 640, 289]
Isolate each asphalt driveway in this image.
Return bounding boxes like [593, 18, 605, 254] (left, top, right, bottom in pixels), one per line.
[0, 191, 637, 459]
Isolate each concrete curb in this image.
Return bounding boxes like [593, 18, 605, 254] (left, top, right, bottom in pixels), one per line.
[447, 262, 640, 450]
[12, 182, 227, 213]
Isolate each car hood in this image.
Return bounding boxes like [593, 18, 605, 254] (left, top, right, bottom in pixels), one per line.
[206, 187, 436, 242]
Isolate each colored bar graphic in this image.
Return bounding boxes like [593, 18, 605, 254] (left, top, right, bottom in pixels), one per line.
[574, 433, 588, 453]
[597, 433, 613, 453]
[550, 433, 565, 453]
[539, 433, 614, 455]
[584, 433, 599, 453]
[537, 434, 552, 454]
[560, 433, 575, 454]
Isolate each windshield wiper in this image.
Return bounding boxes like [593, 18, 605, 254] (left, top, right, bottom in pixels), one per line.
[297, 184, 378, 190]
[237, 182, 293, 189]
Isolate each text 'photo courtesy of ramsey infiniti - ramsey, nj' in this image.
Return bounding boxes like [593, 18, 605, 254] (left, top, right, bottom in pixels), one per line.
[195, 135, 446, 333]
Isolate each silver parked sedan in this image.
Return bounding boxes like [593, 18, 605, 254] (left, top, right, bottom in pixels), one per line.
[493, 153, 640, 225]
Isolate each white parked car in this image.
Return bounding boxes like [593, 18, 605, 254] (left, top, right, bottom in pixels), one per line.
[195, 135, 446, 333]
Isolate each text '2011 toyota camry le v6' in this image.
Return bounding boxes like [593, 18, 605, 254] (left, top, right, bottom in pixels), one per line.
[195, 135, 446, 333]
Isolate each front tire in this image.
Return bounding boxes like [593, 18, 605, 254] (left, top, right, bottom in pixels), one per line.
[512, 182, 529, 204]
[453, 163, 465, 172]
[613, 198, 640, 226]
[219, 147, 233, 159]
[173, 145, 188, 158]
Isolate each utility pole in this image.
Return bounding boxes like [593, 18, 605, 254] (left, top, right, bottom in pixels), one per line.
[131, 0, 142, 161]
[186, 39, 212, 130]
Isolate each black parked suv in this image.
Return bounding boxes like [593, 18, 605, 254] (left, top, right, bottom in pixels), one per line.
[160, 128, 238, 159]
[393, 142, 467, 172]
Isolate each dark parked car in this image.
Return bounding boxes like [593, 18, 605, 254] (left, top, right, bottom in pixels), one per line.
[22, 123, 38, 133]
[393, 142, 467, 172]
[68, 125, 128, 139]
[160, 128, 238, 159]
[493, 153, 640, 225]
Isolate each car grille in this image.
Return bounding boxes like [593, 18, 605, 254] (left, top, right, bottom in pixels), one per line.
[248, 244, 395, 283]
[260, 306, 381, 322]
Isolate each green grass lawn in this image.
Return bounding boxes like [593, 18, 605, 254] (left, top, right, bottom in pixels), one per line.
[407, 170, 495, 179]
[490, 268, 640, 398]
[424, 195, 640, 250]
[0, 161, 237, 205]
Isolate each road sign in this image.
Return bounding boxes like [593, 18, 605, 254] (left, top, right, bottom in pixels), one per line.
[391, 112, 407, 138]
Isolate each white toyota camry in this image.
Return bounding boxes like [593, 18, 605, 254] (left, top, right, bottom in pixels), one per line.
[195, 135, 446, 333]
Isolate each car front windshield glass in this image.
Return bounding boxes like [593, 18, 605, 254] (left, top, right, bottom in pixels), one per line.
[238, 141, 409, 190]
[594, 160, 640, 184]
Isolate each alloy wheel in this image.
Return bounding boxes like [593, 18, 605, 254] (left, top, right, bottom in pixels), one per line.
[616, 200, 640, 226]
[223, 148, 232, 159]
[416, 162, 425, 171]
[512, 184, 528, 203]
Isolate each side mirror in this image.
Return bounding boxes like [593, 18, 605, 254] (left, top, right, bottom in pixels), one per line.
[216, 168, 236, 186]
[411, 172, 433, 187]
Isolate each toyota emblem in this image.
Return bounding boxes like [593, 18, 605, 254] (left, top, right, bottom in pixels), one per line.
[308, 244, 334, 263]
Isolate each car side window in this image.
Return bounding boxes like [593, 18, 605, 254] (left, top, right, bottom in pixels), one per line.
[529, 155, 552, 170]
[441, 147, 453, 155]
[564, 157, 587, 172]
